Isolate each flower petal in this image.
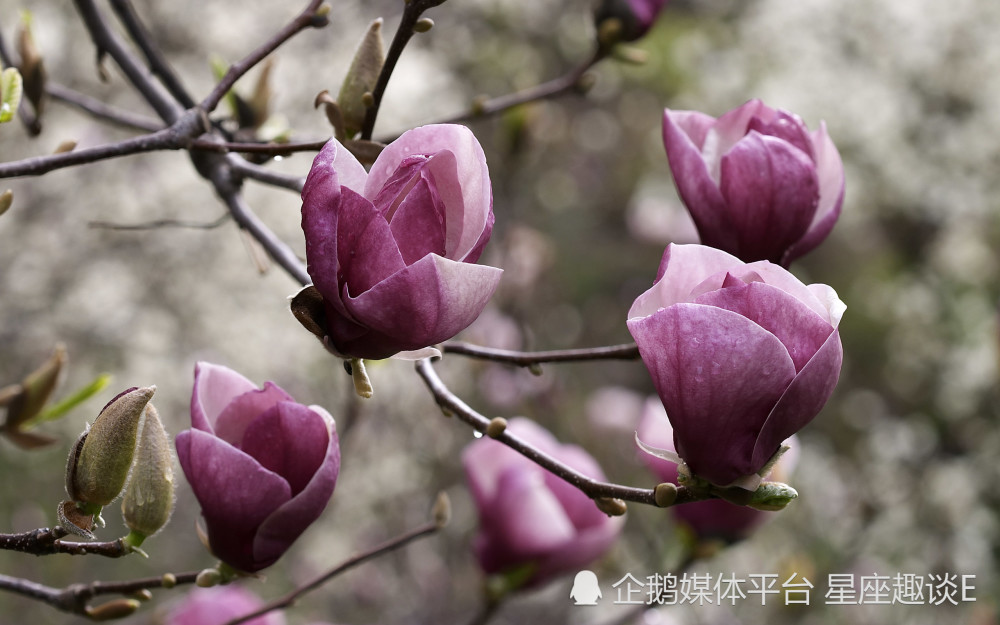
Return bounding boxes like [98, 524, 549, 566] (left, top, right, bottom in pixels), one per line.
[783, 121, 845, 264]
[240, 402, 330, 495]
[176, 429, 291, 572]
[214, 382, 294, 449]
[627, 243, 743, 320]
[719, 131, 819, 263]
[336, 187, 407, 295]
[387, 167, 447, 264]
[701, 99, 769, 172]
[191, 362, 258, 434]
[627, 304, 796, 485]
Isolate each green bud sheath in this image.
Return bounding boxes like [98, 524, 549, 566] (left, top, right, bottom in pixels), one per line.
[68, 386, 154, 506]
[337, 19, 384, 139]
[122, 403, 175, 538]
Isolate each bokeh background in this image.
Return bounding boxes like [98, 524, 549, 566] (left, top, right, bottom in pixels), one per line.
[1, 0, 998, 623]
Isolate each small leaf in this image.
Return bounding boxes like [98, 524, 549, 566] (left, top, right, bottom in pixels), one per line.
[0, 67, 23, 123]
[29, 373, 111, 426]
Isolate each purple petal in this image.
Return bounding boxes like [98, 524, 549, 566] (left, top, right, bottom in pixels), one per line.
[702, 99, 769, 169]
[719, 131, 819, 263]
[534, 514, 624, 582]
[336, 187, 406, 295]
[176, 429, 291, 572]
[367, 125, 492, 262]
[166, 585, 284, 625]
[694, 280, 834, 371]
[491, 468, 577, 558]
[628, 243, 742, 320]
[742, 261, 837, 324]
[341, 254, 502, 356]
[253, 405, 339, 569]
[747, 109, 815, 161]
[539, 444, 612, 531]
[662, 110, 736, 252]
[752, 328, 842, 469]
[191, 362, 258, 434]
[783, 121, 845, 265]
[214, 382, 294, 449]
[240, 402, 330, 495]
[388, 170, 447, 264]
[627, 304, 796, 485]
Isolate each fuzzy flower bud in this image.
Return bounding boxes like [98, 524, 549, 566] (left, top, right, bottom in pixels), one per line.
[122, 403, 175, 542]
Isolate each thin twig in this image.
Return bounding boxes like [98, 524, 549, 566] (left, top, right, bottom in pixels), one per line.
[47, 82, 164, 132]
[441, 341, 640, 366]
[442, 49, 606, 125]
[360, 0, 446, 140]
[190, 137, 328, 155]
[109, 0, 196, 108]
[0, 526, 129, 557]
[223, 520, 441, 625]
[72, 0, 184, 123]
[88, 213, 230, 230]
[0, 570, 199, 616]
[226, 154, 305, 193]
[201, 1, 328, 114]
[415, 358, 710, 508]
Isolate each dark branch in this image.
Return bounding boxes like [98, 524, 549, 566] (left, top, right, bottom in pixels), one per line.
[189, 137, 328, 155]
[72, 0, 184, 123]
[226, 155, 305, 193]
[47, 82, 164, 132]
[415, 358, 710, 508]
[441, 341, 640, 366]
[360, 0, 446, 140]
[200, 1, 329, 114]
[109, 0, 197, 108]
[223, 520, 441, 625]
[0, 526, 130, 558]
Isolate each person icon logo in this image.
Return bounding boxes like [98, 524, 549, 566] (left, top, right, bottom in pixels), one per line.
[570, 570, 602, 605]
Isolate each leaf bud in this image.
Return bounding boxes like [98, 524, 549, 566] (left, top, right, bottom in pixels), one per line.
[16, 12, 46, 117]
[121, 403, 175, 541]
[0, 189, 12, 214]
[337, 19, 384, 139]
[594, 497, 628, 517]
[85, 598, 140, 621]
[66, 386, 155, 508]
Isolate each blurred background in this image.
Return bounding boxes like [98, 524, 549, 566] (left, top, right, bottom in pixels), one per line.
[1, 0, 998, 623]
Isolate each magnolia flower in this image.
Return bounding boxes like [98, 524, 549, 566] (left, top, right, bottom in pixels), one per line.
[637, 397, 799, 541]
[175, 363, 340, 572]
[165, 585, 284, 625]
[299, 124, 502, 359]
[462, 418, 624, 588]
[627, 243, 843, 488]
[662, 99, 844, 266]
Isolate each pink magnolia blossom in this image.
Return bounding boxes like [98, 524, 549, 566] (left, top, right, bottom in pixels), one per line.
[176, 363, 340, 573]
[165, 585, 284, 625]
[462, 418, 624, 587]
[301, 124, 502, 359]
[662, 99, 845, 266]
[627, 243, 843, 487]
[637, 397, 799, 541]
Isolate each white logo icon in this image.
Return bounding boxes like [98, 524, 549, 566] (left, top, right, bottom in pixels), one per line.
[570, 570, 602, 605]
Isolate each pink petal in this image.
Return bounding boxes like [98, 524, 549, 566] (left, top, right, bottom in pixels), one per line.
[747, 109, 814, 161]
[628, 243, 742, 320]
[342, 254, 502, 354]
[741, 261, 836, 324]
[336, 187, 406, 295]
[214, 382, 294, 448]
[663, 110, 736, 252]
[387, 171, 447, 264]
[240, 402, 330, 495]
[719, 132, 819, 263]
[783, 121, 845, 265]
[176, 429, 291, 572]
[627, 304, 796, 485]
[752, 328, 842, 469]
[491, 468, 577, 558]
[191, 362, 258, 434]
[701, 99, 769, 171]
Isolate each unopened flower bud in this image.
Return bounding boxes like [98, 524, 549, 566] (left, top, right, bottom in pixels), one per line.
[195, 568, 222, 587]
[0, 189, 12, 214]
[748, 481, 798, 511]
[16, 12, 46, 117]
[594, 497, 628, 517]
[432, 491, 451, 528]
[337, 19, 384, 139]
[122, 403, 175, 542]
[85, 598, 140, 621]
[66, 386, 155, 509]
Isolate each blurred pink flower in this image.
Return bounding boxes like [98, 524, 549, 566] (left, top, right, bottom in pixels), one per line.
[165, 585, 283, 625]
[301, 124, 502, 359]
[663, 99, 844, 266]
[462, 418, 624, 587]
[628, 243, 843, 487]
[176, 362, 340, 572]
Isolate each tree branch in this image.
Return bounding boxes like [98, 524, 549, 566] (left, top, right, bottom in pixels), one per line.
[200, 1, 329, 114]
[0, 570, 199, 616]
[360, 0, 446, 140]
[441, 341, 640, 366]
[46, 82, 164, 133]
[72, 0, 184, 123]
[189, 137, 328, 155]
[0, 526, 130, 558]
[223, 519, 442, 625]
[415, 358, 707, 508]
[109, 0, 196, 108]
[226, 154, 305, 193]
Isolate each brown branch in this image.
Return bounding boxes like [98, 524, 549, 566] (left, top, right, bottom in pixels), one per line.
[441, 341, 640, 366]
[226, 154, 305, 193]
[72, 0, 184, 123]
[189, 137, 328, 155]
[359, 0, 447, 140]
[201, 1, 329, 114]
[109, 0, 196, 108]
[415, 358, 709, 508]
[0, 526, 129, 557]
[223, 520, 441, 625]
[47, 82, 164, 132]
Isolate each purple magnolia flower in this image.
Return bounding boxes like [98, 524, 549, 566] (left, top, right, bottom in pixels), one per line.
[300, 124, 503, 360]
[662, 99, 845, 266]
[165, 585, 284, 625]
[594, 0, 670, 42]
[637, 397, 799, 541]
[176, 362, 340, 573]
[627, 243, 843, 488]
[462, 418, 624, 587]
